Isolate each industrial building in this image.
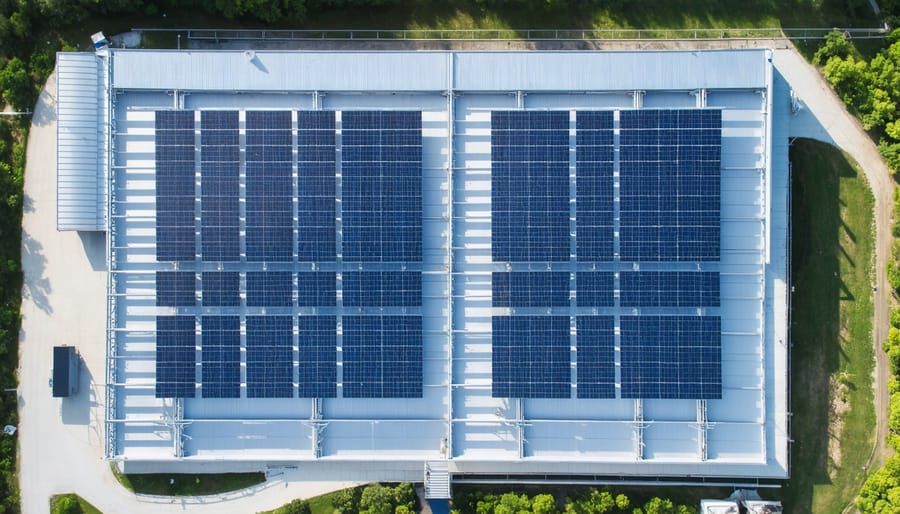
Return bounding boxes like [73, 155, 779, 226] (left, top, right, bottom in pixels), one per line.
[55, 47, 790, 492]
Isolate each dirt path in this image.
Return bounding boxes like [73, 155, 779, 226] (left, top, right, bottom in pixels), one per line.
[772, 46, 895, 478]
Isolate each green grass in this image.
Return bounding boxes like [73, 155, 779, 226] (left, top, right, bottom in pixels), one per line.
[783, 139, 877, 513]
[49, 494, 103, 514]
[258, 487, 359, 514]
[110, 463, 265, 496]
[77, 0, 881, 51]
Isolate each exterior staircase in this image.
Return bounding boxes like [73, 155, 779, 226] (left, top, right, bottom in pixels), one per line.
[424, 460, 451, 499]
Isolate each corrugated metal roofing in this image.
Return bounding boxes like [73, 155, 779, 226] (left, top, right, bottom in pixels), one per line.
[56, 53, 104, 231]
[110, 50, 768, 92]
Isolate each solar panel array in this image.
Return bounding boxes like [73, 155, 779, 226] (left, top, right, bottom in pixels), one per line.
[153, 110, 423, 399]
[491, 109, 722, 400]
[619, 110, 721, 261]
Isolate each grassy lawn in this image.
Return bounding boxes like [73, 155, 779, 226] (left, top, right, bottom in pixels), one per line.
[783, 139, 876, 513]
[49, 494, 103, 514]
[69, 0, 882, 50]
[110, 464, 265, 496]
[259, 487, 360, 514]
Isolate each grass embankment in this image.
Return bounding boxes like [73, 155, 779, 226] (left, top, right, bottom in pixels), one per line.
[75, 0, 881, 50]
[110, 463, 265, 496]
[49, 493, 103, 514]
[783, 139, 876, 513]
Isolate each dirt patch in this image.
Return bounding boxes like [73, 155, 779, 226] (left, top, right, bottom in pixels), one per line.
[829, 374, 852, 478]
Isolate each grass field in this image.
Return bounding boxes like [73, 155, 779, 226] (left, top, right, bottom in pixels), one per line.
[110, 464, 265, 496]
[783, 139, 876, 513]
[49, 494, 103, 514]
[73, 0, 882, 50]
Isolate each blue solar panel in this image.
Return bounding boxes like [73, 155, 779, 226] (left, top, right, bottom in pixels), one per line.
[246, 111, 293, 262]
[155, 111, 195, 262]
[200, 111, 239, 261]
[620, 271, 720, 307]
[343, 272, 421, 307]
[201, 316, 240, 398]
[246, 316, 294, 398]
[576, 111, 615, 260]
[492, 316, 570, 398]
[246, 272, 293, 307]
[492, 272, 569, 308]
[342, 111, 422, 263]
[155, 315, 196, 398]
[620, 316, 721, 399]
[297, 111, 336, 262]
[201, 272, 240, 307]
[619, 109, 721, 262]
[297, 272, 336, 307]
[156, 271, 195, 307]
[576, 272, 615, 307]
[576, 316, 615, 399]
[298, 316, 337, 397]
[491, 111, 570, 262]
[342, 316, 422, 398]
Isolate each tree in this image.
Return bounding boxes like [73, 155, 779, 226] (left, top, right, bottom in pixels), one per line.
[532, 494, 558, 514]
[393, 482, 416, 511]
[616, 494, 630, 510]
[641, 497, 676, 514]
[813, 30, 853, 65]
[360, 483, 395, 514]
[0, 57, 34, 112]
[278, 499, 311, 514]
[332, 487, 358, 513]
[858, 454, 900, 513]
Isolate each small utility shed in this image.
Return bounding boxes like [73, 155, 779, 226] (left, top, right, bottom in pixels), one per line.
[52, 346, 79, 398]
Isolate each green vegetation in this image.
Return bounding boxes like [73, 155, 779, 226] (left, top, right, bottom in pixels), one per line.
[452, 487, 698, 514]
[816, 29, 900, 175]
[260, 484, 415, 514]
[110, 464, 265, 496]
[49, 494, 102, 514]
[0, 1, 887, 512]
[783, 139, 876, 513]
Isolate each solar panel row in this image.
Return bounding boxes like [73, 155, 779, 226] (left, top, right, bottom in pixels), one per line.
[246, 111, 293, 262]
[343, 315, 423, 398]
[200, 111, 240, 261]
[297, 111, 337, 262]
[157, 315, 341, 399]
[342, 111, 423, 263]
[343, 271, 422, 307]
[492, 272, 569, 308]
[491, 111, 570, 263]
[155, 111, 196, 262]
[619, 109, 721, 262]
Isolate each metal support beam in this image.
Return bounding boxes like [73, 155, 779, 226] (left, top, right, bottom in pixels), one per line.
[633, 399, 644, 461]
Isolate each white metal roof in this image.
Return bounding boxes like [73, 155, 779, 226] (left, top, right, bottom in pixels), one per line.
[86, 48, 788, 480]
[56, 53, 105, 231]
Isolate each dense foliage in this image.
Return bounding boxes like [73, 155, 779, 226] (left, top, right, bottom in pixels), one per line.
[452, 488, 696, 514]
[816, 29, 900, 174]
[330, 483, 416, 514]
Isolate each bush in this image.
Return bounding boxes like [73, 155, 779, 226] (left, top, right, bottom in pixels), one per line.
[276, 499, 311, 514]
[53, 496, 83, 514]
[332, 487, 360, 513]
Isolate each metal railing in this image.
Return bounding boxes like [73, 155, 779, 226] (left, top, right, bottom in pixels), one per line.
[132, 27, 890, 43]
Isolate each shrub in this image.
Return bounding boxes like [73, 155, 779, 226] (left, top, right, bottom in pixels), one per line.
[53, 496, 82, 514]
